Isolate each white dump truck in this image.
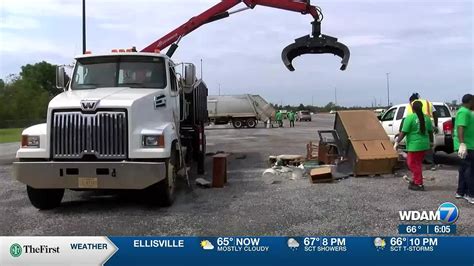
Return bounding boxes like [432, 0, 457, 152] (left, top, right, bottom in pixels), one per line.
[13, 51, 208, 209]
[207, 94, 275, 128]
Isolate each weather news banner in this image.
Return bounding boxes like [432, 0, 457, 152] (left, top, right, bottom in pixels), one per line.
[0, 202, 473, 265]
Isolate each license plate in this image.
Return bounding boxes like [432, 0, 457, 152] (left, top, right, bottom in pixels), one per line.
[78, 177, 98, 188]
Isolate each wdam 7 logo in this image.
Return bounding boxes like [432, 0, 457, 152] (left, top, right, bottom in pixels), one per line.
[437, 202, 459, 224]
[399, 202, 459, 224]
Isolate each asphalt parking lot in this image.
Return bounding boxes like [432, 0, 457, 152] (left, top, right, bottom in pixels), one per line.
[0, 114, 472, 236]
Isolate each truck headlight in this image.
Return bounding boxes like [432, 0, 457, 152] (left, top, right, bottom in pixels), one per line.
[21, 135, 40, 148]
[142, 135, 165, 148]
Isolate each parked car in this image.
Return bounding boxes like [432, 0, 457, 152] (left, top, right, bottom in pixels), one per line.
[297, 110, 312, 121]
[379, 102, 454, 153]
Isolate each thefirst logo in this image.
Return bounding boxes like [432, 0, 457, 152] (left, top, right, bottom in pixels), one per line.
[399, 202, 459, 224]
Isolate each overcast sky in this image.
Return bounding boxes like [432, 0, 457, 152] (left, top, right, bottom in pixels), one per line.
[0, 0, 472, 106]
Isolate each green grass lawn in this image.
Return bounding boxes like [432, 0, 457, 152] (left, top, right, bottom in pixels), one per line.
[0, 128, 23, 144]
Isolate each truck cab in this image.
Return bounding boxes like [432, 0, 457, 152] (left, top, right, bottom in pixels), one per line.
[13, 51, 208, 209]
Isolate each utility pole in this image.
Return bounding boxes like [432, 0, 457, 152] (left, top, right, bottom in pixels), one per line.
[82, 0, 86, 54]
[386, 72, 390, 107]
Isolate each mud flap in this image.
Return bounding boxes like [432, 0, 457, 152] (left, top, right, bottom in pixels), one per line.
[281, 21, 350, 71]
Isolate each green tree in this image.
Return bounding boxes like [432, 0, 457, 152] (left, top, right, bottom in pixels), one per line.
[20, 61, 59, 96]
[0, 61, 56, 127]
[324, 102, 336, 111]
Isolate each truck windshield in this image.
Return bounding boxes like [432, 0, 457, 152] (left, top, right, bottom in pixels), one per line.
[71, 56, 167, 90]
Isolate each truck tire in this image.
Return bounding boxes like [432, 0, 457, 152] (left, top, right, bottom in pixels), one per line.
[232, 120, 243, 129]
[149, 147, 177, 207]
[246, 119, 257, 128]
[26, 186, 64, 210]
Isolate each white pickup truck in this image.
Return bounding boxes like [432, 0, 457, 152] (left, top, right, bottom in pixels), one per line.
[380, 102, 454, 154]
[13, 51, 208, 209]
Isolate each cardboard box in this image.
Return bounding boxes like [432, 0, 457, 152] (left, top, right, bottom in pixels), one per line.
[334, 111, 398, 176]
[310, 166, 333, 183]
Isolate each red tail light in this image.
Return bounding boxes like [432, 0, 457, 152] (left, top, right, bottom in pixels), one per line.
[443, 120, 453, 135]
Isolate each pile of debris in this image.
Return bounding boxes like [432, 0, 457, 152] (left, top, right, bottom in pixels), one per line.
[263, 110, 399, 184]
[262, 154, 346, 184]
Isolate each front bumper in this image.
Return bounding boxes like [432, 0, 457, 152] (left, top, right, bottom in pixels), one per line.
[13, 161, 166, 189]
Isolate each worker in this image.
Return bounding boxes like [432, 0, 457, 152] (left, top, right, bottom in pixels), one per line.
[275, 110, 283, 128]
[404, 93, 438, 170]
[288, 111, 296, 127]
[454, 94, 474, 204]
[394, 101, 433, 191]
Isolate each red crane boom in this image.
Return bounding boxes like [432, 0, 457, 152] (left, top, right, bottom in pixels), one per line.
[141, 0, 349, 71]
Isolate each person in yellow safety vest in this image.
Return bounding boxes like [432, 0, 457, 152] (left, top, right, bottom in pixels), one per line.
[406, 93, 438, 129]
[399, 93, 439, 175]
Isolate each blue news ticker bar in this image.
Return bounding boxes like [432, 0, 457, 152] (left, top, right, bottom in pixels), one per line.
[106, 236, 474, 266]
[398, 224, 457, 235]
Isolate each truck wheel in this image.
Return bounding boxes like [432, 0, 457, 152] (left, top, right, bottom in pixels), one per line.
[232, 120, 243, 129]
[246, 119, 257, 128]
[152, 148, 177, 207]
[26, 186, 64, 210]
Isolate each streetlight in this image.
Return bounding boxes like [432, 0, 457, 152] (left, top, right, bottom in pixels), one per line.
[82, 0, 86, 54]
[386, 73, 390, 107]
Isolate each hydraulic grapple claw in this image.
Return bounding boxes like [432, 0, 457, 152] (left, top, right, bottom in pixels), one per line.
[281, 21, 350, 71]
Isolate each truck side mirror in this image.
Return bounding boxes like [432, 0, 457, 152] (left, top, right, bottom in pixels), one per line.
[56, 66, 66, 90]
[184, 64, 196, 88]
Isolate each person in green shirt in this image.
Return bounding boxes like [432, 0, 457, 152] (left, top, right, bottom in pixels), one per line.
[275, 111, 283, 128]
[288, 111, 296, 127]
[454, 94, 474, 204]
[394, 101, 433, 191]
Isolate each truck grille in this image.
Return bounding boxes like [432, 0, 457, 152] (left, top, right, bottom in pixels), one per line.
[51, 111, 128, 159]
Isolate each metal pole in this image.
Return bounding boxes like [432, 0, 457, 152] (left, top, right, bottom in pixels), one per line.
[386, 72, 390, 107]
[82, 0, 86, 54]
[200, 59, 203, 80]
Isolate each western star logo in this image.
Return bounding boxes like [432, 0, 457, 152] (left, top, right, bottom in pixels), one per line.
[10, 243, 22, 257]
[80, 99, 100, 111]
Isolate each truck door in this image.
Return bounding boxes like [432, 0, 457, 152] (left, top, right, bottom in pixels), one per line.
[380, 107, 398, 141]
[393, 105, 406, 134]
[169, 67, 180, 122]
